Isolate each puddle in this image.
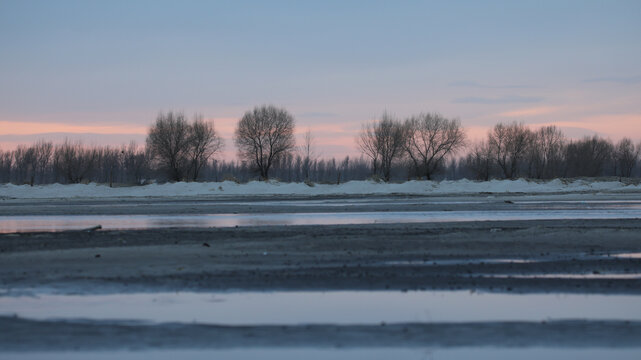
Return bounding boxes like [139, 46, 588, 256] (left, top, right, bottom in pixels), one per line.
[382, 253, 640, 266]
[1, 290, 640, 325]
[614, 253, 641, 259]
[209, 199, 487, 207]
[382, 259, 535, 266]
[515, 200, 641, 209]
[478, 273, 641, 279]
[11, 198, 489, 208]
[2, 208, 641, 233]
[2, 348, 640, 360]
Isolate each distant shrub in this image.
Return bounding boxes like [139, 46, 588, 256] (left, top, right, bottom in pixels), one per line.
[369, 174, 383, 183]
[222, 174, 240, 183]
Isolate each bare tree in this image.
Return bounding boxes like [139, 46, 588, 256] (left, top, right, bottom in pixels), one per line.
[376, 114, 406, 180]
[189, 116, 224, 181]
[146, 111, 192, 181]
[565, 136, 614, 177]
[98, 146, 122, 187]
[0, 150, 12, 183]
[358, 113, 405, 182]
[488, 122, 533, 179]
[466, 140, 493, 181]
[234, 105, 296, 180]
[614, 138, 639, 178]
[298, 129, 318, 182]
[403, 113, 466, 180]
[33, 140, 53, 185]
[337, 156, 349, 184]
[527, 126, 565, 179]
[120, 142, 152, 184]
[357, 121, 381, 177]
[15, 140, 54, 186]
[13, 145, 34, 184]
[53, 140, 97, 184]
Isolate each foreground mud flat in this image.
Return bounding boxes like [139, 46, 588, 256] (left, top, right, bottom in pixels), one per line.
[1, 317, 639, 350]
[1, 219, 640, 294]
[1, 195, 640, 356]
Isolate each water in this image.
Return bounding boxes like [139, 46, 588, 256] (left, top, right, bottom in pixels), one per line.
[381, 259, 535, 266]
[3, 348, 640, 360]
[615, 252, 641, 259]
[2, 290, 640, 325]
[515, 200, 641, 208]
[2, 208, 641, 232]
[22, 198, 641, 208]
[478, 273, 641, 279]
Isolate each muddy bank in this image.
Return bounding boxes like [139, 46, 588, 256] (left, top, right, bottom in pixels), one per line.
[1, 219, 640, 294]
[2, 193, 640, 216]
[1, 317, 640, 350]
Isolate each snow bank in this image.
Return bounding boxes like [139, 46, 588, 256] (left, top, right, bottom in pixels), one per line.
[2, 179, 641, 199]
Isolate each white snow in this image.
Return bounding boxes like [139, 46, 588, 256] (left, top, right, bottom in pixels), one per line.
[1, 179, 641, 199]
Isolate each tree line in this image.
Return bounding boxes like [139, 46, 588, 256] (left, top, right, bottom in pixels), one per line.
[1, 105, 640, 186]
[464, 123, 640, 180]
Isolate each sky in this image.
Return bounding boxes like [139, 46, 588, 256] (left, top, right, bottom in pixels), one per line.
[1, 0, 640, 159]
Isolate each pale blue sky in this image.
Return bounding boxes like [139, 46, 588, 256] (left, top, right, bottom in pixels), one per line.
[1, 0, 640, 157]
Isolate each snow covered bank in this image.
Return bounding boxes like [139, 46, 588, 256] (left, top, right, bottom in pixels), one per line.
[2, 179, 641, 199]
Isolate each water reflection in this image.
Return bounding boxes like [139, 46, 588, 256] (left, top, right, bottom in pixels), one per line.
[381, 259, 535, 266]
[3, 348, 641, 360]
[1, 290, 640, 324]
[615, 252, 641, 259]
[2, 208, 641, 233]
[478, 273, 641, 279]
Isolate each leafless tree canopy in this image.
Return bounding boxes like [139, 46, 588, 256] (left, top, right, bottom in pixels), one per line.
[527, 126, 566, 179]
[53, 140, 98, 184]
[12, 145, 32, 185]
[147, 112, 192, 181]
[614, 138, 639, 178]
[465, 140, 493, 181]
[0, 150, 13, 183]
[403, 113, 466, 180]
[33, 140, 53, 185]
[190, 116, 224, 181]
[376, 115, 406, 182]
[489, 122, 533, 179]
[357, 121, 381, 176]
[565, 136, 614, 177]
[234, 105, 296, 180]
[147, 111, 224, 181]
[298, 129, 318, 182]
[357, 113, 406, 182]
[3, 110, 641, 184]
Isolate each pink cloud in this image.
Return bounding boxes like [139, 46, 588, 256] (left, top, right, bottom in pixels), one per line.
[536, 114, 641, 140]
[498, 106, 560, 118]
[0, 120, 148, 136]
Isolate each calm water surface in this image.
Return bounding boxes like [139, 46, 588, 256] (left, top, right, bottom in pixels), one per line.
[2, 348, 641, 360]
[2, 290, 640, 325]
[2, 208, 641, 232]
